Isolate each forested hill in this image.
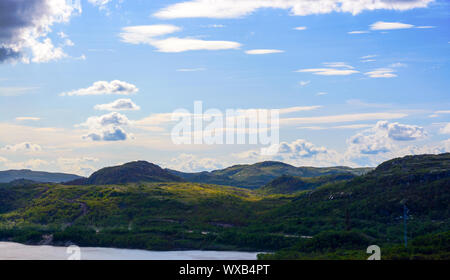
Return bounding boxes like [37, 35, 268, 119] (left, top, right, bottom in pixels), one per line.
[66, 161, 184, 185]
[167, 161, 372, 189]
[0, 169, 82, 183]
[0, 153, 448, 259]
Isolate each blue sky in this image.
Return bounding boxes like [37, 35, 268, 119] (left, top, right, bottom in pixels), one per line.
[0, 0, 449, 175]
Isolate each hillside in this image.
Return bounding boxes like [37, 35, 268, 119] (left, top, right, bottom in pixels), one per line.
[0, 153, 448, 259]
[67, 161, 184, 185]
[259, 173, 356, 194]
[0, 169, 82, 183]
[257, 153, 450, 259]
[168, 161, 372, 189]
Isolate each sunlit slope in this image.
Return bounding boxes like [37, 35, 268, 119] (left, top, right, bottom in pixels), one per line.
[168, 161, 372, 189]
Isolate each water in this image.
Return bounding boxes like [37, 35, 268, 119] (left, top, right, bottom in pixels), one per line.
[0, 242, 260, 260]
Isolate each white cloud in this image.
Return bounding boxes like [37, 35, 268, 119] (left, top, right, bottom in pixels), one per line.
[57, 32, 68, 39]
[166, 153, 224, 172]
[151, 37, 241, 53]
[0, 87, 39, 96]
[76, 54, 86, 60]
[28, 37, 67, 63]
[154, 0, 432, 19]
[278, 106, 322, 114]
[278, 139, 329, 158]
[119, 25, 241, 53]
[370, 21, 414, 30]
[297, 62, 358, 75]
[348, 30, 369, 34]
[0, 0, 81, 63]
[245, 49, 284, 55]
[296, 68, 359, 76]
[207, 24, 226, 28]
[94, 99, 141, 111]
[429, 110, 450, 118]
[88, 0, 112, 9]
[361, 55, 377, 59]
[294, 26, 307, 30]
[134, 105, 321, 131]
[63, 39, 74, 47]
[1, 142, 42, 153]
[281, 112, 407, 125]
[61, 80, 139, 96]
[346, 121, 427, 159]
[119, 25, 182, 44]
[389, 62, 407, 68]
[316, 92, 328, 96]
[440, 123, 450, 134]
[298, 80, 310, 86]
[323, 62, 354, 69]
[382, 121, 427, 141]
[176, 68, 206, 72]
[334, 124, 373, 129]
[4, 159, 49, 170]
[235, 139, 343, 167]
[56, 157, 99, 176]
[365, 68, 397, 78]
[298, 124, 373, 130]
[416, 25, 435, 29]
[16, 117, 41, 121]
[78, 112, 132, 142]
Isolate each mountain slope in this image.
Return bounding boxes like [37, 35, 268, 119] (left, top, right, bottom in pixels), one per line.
[260, 173, 357, 194]
[0, 169, 82, 183]
[67, 161, 183, 185]
[262, 153, 450, 238]
[168, 161, 371, 189]
[256, 153, 450, 259]
[0, 153, 448, 258]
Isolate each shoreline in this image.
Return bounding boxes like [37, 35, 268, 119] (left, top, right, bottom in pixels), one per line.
[0, 241, 262, 260]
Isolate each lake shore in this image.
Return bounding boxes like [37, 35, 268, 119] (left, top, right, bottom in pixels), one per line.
[0, 242, 260, 260]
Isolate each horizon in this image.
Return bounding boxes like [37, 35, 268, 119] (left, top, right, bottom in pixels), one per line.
[0, 157, 377, 177]
[1, 0, 449, 176]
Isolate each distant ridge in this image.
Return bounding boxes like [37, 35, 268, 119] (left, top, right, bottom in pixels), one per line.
[260, 173, 357, 194]
[0, 169, 82, 183]
[167, 161, 372, 189]
[66, 160, 184, 185]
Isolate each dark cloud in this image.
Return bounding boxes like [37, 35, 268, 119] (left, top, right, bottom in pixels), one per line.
[0, 0, 48, 62]
[0, 0, 47, 40]
[0, 47, 20, 63]
[85, 127, 129, 142]
[0, 0, 80, 63]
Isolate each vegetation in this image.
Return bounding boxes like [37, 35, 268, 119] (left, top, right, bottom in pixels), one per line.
[0, 153, 448, 259]
[0, 169, 82, 183]
[67, 161, 184, 185]
[259, 173, 356, 194]
[168, 161, 372, 189]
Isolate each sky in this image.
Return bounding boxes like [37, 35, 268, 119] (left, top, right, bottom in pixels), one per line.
[0, 0, 449, 176]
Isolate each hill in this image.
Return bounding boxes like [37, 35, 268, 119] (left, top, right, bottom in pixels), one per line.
[259, 173, 356, 194]
[0, 169, 82, 183]
[0, 153, 448, 259]
[167, 161, 372, 189]
[257, 153, 450, 259]
[67, 161, 184, 185]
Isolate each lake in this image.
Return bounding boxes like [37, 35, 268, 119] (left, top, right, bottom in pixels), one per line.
[0, 242, 260, 260]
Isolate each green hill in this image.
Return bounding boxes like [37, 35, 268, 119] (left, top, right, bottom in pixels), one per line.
[168, 161, 371, 189]
[0, 169, 82, 183]
[67, 161, 184, 185]
[0, 154, 448, 259]
[257, 153, 450, 259]
[259, 173, 356, 194]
